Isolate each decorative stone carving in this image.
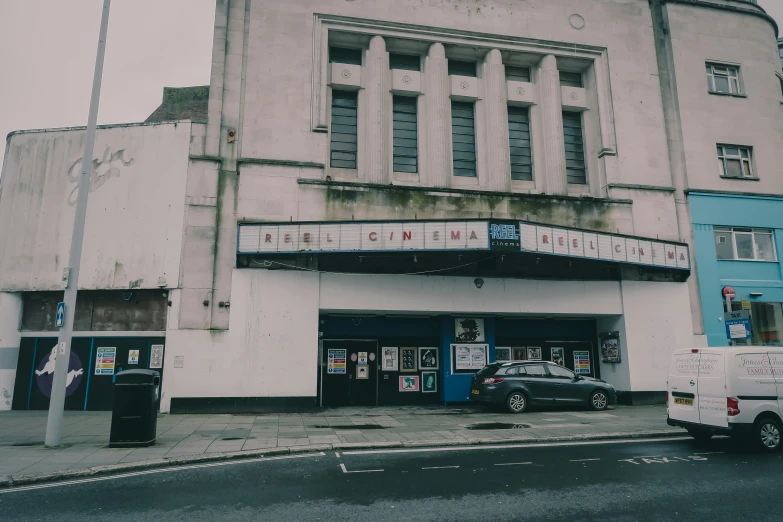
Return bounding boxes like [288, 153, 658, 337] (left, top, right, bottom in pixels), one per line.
[402, 75, 412, 84]
[517, 86, 526, 95]
[570, 91, 579, 100]
[569, 14, 585, 30]
[460, 81, 469, 90]
[341, 69, 352, 78]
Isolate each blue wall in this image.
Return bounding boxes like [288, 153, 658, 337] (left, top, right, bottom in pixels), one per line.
[690, 193, 783, 346]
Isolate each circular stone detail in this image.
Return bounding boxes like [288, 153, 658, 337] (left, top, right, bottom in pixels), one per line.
[517, 86, 526, 95]
[460, 81, 470, 90]
[402, 74, 412, 84]
[570, 91, 579, 100]
[341, 68, 352, 78]
[569, 14, 585, 30]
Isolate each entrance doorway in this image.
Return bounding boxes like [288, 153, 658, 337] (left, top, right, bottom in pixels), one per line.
[320, 340, 377, 407]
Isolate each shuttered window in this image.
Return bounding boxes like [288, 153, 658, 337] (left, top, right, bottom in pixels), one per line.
[393, 96, 418, 173]
[505, 66, 531, 83]
[451, 101, 477, 177]
[563, 112, 586, 184]
[448, 60, 477, 77]
[329, 47, 362, 65]
[508, 106, 532, 181]
[560, 71, 583, 88]
[330, 91, 358, 169]
[390, 53, 420, 71]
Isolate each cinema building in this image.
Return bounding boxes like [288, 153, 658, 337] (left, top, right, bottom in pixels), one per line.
[1, 0, 780, 412]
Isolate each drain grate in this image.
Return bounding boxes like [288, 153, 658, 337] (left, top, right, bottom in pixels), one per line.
[464, 422, 530, 430]
[310, 424, 386, 430]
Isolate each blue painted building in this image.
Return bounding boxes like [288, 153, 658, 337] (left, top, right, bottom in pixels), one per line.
[691, 193, 783, 347]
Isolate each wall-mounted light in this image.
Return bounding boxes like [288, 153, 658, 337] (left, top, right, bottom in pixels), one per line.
[750, 292, 763, 297]
[474, 277, 484, 289]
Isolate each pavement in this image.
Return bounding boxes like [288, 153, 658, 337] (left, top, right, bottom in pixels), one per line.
[0, 404, 682, 487]
[2, 437, 779, 521]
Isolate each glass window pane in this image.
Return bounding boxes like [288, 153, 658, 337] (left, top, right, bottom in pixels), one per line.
[725, 159, 742, 177]
[750, 302, 783, 346]
[755, 233, 776, 261]
[735, 233, 754, 259]
[548, 365, 575, 379]
[725, 147, 739, 157]
[717, 146, 724, 157]
[743, 161, 752, 178]
[706, 65, 712, 74]
[714, 76, 729, 92]
[714, 231, 734, 259]
[714, 67, 728, 75]
[740, 148, 749, 159]
[730, 78, 740, 93]
[728, 67, 738, 78]
[718, 158, 726, 177]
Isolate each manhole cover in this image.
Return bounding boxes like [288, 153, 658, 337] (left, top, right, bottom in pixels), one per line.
[464, 422, 530, 430]
[310, 424, 386, 430]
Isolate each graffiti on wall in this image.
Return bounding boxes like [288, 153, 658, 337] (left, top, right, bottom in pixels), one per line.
[66, 146, 134, 206]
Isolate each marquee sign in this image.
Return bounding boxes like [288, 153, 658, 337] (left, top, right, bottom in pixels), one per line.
[237, 219, 690, 270]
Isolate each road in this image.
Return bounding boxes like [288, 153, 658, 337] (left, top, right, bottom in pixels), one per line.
[1, 436, 782, 521]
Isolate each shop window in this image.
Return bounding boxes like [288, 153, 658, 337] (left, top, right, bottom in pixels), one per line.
[563, 111, 586, 184]
[329, 47, 362, 65]
[505, 66, 531, 82]
[329, 91, 358, 169]
[750, 302, 783, 346]
[389, 53, 420, 71]
[706, 63, 742, 95]
[448, 59, 476, 77]
[713, 227, 777, 261]
[392, 96, 418, 173]
[717, 145, 754, 179]
[508, 106, 533, 181]
[559, 71, 583, 88]
[451, 101, 477, 177]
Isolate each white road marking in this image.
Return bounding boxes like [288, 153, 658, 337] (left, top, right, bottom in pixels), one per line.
[421, 465, 459, 470]
[494, 462, 532, 466]
[693, 452, 724, 455]
[339, 463, 383, 474]
[0, 452, 326, 494]
[342, 437, 692, 456]
[632, 455, 661, 459]
[570, 458, 600, 462]
[335, 452, 341, 458]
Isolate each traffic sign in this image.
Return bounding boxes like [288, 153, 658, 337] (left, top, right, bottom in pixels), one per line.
[722, 286, 736, 300]
[741, 300, 752, 310]
[55, 302, 65, 328]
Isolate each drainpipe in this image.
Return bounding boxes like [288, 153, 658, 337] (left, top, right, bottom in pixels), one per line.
[649, 0, 705, 337]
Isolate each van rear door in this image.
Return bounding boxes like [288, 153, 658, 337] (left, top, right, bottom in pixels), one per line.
[769, 350, 783, 417]
[669, 350, 701, 425]
[696, 351, 727, 428]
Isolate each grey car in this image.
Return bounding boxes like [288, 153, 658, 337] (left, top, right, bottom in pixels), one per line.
[469, 361, 616, 413]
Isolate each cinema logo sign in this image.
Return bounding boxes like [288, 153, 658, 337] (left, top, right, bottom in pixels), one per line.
[237, 221, 490, 253]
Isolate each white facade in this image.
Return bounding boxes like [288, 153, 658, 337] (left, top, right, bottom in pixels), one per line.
[1, 0, 780, 411]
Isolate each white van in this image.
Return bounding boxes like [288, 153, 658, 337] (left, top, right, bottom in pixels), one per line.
[667, 346, 783, 452]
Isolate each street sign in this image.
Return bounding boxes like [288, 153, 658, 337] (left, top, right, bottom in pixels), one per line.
[725, 311, 751, 340]
[55, 302, 65, 328]
[741, 300, 752, 310]
[722, 286, 736, 300]
[725, 310, 749, 321]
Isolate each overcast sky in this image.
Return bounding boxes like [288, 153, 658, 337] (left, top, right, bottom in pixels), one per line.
[0, 0, 781, 169]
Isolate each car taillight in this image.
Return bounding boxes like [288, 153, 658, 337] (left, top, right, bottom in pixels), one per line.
[665, 391, 669, 404]
[727, 397, 740, 416]
[482, 377, 505, 385]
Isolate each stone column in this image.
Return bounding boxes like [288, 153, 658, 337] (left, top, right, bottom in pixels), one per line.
[482, 49, 511, 192]
[363, 36, 391, 184]
[538, 55, 567, 195]
[423, 42, 452, 188]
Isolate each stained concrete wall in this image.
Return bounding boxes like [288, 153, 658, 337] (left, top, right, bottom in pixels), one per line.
[0, 122, 192, 291]
[0, 293, 22, 411]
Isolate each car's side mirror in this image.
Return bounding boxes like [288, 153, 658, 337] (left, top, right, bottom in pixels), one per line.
[573, 375, 583, 381]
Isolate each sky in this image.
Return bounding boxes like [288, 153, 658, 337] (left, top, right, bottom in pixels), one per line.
[0, 0, 781, 169]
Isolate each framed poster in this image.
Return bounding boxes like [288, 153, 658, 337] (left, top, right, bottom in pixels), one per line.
[451, 344, 489, 373]
[550, 347, 565, 366]
[399, 375, 419, 392]
[495, 347, 511, 363]
[382, 347, 399, 371]
[356, 365, 369, 379]
[327, 349, 347, 374]
[512, 347, 527, 361]
[419, 347, 439, 370]
[422, 371, 437, 393]
[599, 331, 621, 363]
[527, 346, 542, 361]
[149, 344, 164, 369]
[400, 347, 417, 372]
[455, 318, 485, 342]
[574, 350, 591, 374]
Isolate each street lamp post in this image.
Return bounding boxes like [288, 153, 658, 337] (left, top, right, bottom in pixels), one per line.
[45, 0, 112, 448]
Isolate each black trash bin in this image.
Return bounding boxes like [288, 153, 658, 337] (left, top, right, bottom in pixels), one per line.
[109, 370, 160, 448]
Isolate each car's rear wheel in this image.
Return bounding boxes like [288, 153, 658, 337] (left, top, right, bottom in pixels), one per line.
[589, 390, 609, 411]
[506, 392, 528, 414]
[687, 428, 713, 442]
[753, 416, 782, 452]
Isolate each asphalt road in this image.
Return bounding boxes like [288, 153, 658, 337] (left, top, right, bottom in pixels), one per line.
[2, 436, 782, 522]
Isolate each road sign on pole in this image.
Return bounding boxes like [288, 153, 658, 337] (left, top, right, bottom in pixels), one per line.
[55, 303, 65, 328]
[45, 0, 112, 448]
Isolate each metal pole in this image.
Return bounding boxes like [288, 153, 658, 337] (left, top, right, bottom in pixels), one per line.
[45, 0, 112, 448]
[725, 294, 733, 347]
